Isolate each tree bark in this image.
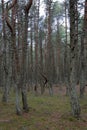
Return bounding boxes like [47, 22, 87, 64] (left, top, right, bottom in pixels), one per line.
[69, 0, 80, 118]
[80, 0, 87, 98]
[21, 0, 33, 111]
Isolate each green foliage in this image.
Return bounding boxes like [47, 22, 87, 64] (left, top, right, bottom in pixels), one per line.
[52, 1, 64, 19]
[52, 25, 66, 44]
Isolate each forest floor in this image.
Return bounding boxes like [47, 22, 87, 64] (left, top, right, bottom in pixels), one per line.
[0, 86, 87, 130]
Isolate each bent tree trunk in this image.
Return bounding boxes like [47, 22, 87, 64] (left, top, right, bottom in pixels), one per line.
[69, 0, 80, 118]
[5, 0, 21, 115]
[5, 0, 33, 115]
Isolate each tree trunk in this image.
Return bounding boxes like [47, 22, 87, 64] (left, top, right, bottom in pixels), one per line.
[2, 0, 9, 103]
[69, 0, 80, 118]
[21, 0, 33, 111]
[80, 0, 87, 98]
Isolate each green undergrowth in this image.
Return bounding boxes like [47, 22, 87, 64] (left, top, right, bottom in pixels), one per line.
[0, 91, 87, 130]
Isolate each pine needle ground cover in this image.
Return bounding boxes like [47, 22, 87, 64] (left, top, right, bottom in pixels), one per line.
[0, 88, 87, 130]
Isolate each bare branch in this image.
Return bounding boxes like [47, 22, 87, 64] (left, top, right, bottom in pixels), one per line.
[8, 0, 17, 10]
[5, 0, 17, 33]
[26, 0, 33, 13]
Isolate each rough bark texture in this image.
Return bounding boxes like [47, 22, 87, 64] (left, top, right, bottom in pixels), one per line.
[80, 0, 87, 98]
[69, 0, 80, 118]
[2, 0, 9, 103]
[21, 0, 33, 112]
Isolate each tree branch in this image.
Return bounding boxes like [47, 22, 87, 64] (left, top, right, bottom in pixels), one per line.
[8, 0, 17, 10]
[5, 0, 17, 33]
[25, 0, 33, 14]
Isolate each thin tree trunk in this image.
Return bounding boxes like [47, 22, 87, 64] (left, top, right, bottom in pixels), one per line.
[2, 0, 9, 102]
[64, 0, 69, 95]
[80, 36, 85, 98]
[21, 0, 33, 111]
[5, 0, 21, 115]
[80, 0, 87, 98]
